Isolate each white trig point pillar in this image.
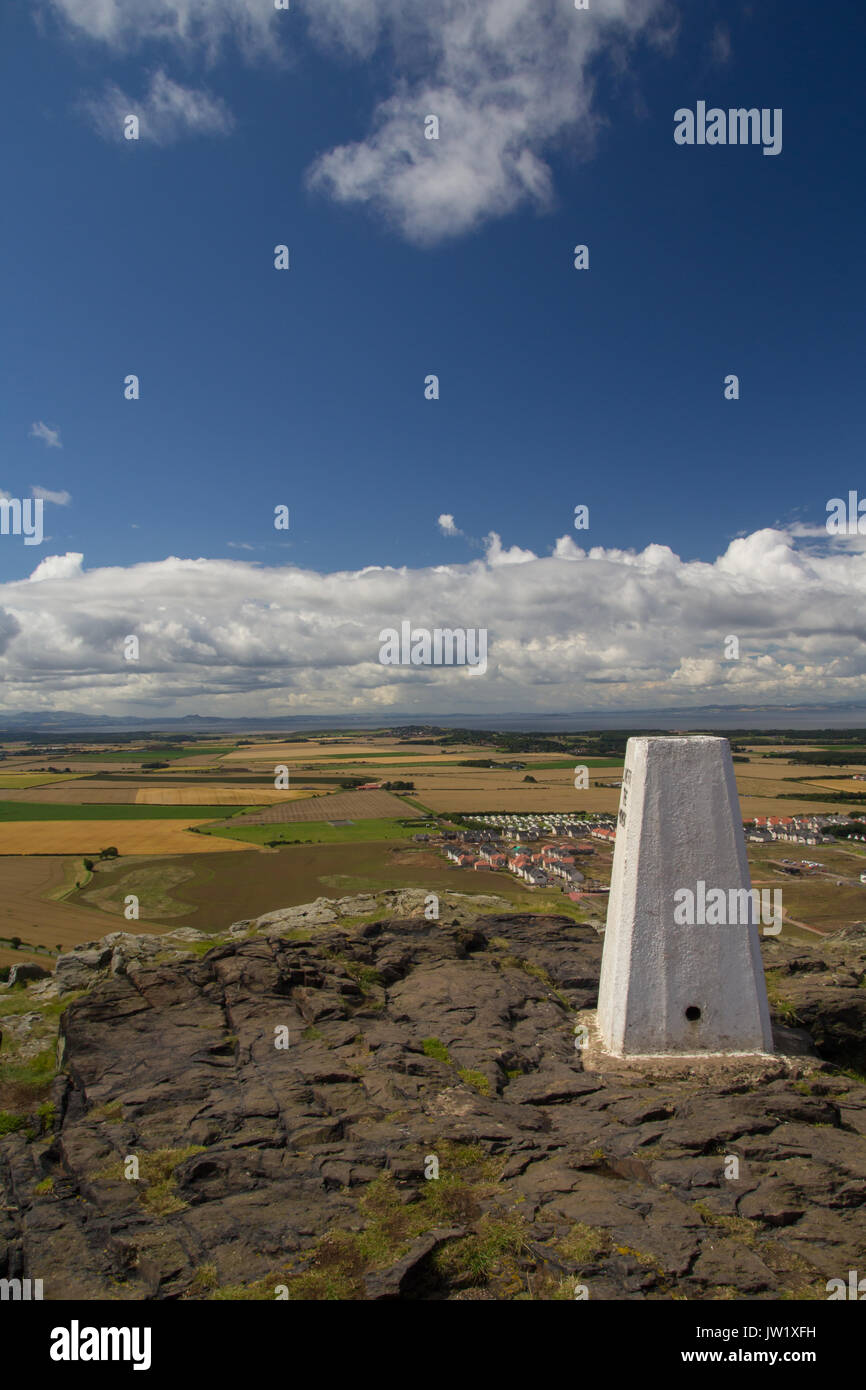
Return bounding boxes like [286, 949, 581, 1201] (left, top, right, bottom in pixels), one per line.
[597, 736, 774, 1056]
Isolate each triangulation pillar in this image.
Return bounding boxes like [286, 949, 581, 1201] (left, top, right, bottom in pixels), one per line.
[596, 736, 774, 1056]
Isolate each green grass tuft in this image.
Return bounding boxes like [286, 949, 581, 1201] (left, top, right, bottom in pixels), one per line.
[421, 1036, 452, 1064]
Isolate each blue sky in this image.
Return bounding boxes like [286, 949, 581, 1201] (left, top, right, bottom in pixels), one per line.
[0, 0, 863, 717]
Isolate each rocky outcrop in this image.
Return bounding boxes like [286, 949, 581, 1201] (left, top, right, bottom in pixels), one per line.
[49, 889, 514, 995]
[1, 900, 864, 1301]
[762, 925, 866, 1073]
[5, 963, 50, 987]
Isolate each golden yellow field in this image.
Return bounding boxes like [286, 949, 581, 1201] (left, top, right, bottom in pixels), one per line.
[735, 758, 866, 780]
[420, 787, 625, 813]
[0, 822, 253, 854]
[408, 753, 852, 816]
[737, 796, 845, 816]
[134, 786, 318, 805]
[222, 740, 480, 764]
[804, 777, 866, 793]
[734, 778, 807, 798]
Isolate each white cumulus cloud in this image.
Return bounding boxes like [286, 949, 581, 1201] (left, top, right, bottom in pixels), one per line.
[27, 553, 84, 583]
[305, 0, 671, 244]
[45, 0, 672, 240]
[0, 527, 863, 717]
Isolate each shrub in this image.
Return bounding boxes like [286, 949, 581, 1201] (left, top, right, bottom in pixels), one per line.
[458, 1068, 491, 1096]
[421, 1037, 452, 1064]
[0, 1112, 27, 1136]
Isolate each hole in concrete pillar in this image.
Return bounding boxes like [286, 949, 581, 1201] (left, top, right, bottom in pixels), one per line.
[685, 1005, 701, 1022]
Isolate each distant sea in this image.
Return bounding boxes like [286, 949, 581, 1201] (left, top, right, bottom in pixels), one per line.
[408, 709, 866, 732]
[5, 707, 866, 734]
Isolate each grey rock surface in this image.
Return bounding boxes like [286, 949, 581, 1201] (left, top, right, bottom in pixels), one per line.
[1, 907, 864, 1301]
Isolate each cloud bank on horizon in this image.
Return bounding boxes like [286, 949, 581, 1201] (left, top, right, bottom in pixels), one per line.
[1, 527, 863, 718]
[48, 0, 672, 241]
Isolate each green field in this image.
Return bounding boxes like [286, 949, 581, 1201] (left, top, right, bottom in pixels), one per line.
[80, 861, 203, 921]
[60, 744, 239, 764]
[75, 842, 593, 933]
[0, 802, 257, 821]
[197, 817, 422, 846]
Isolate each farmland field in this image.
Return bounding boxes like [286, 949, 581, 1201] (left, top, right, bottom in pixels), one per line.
[0, 783, 143, 804]
[732, 759, 866, 783]
[134, 786, 318, 805]
[0, 822, 252, 854]
[802, 777, 866, 793]
[220, 740, 482, 764]
[766, 880, 866, 932]
[224, 743, 866, 816]
[71, 843, 556, 934]
[0, 802, 256, 820]
[421, 787, 625, 813]
[0, 856, 174, 952]
[224, 788, 423, 824]
[0, 731, 863, 957]
[78, 860, 205, 921]
[0, 779, 322, 803]
[0, 773, 90, 789]
[199, 817, 425, 846]
[57, 743, 239, 764]
[0, 947, 54, 968]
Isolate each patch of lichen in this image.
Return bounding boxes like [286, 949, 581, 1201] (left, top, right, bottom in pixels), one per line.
[95, 1145, 206, 1216]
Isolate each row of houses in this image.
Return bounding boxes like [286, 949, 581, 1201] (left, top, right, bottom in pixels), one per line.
[444, 837, 588, 890]
[747, 814, 841, 846]
[505, 843, 585, 888]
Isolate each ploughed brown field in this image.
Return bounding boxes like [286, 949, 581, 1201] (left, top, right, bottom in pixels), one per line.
[0, 782, 142, 804]
[0, 856, 172, 952]
[225, 788, 423, 825]
[135, 787, 317, 805]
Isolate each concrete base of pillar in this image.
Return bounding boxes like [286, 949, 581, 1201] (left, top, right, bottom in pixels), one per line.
[574, 1009, 799, 1085]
